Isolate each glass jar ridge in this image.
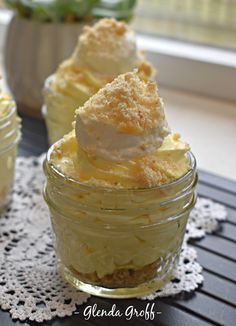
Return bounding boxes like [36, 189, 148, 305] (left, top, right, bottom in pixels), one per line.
[43, 148, 197, 298]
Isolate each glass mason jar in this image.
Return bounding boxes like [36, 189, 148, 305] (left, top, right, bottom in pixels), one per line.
[43, 148, 197, 298]
[0, 104, 21, 210]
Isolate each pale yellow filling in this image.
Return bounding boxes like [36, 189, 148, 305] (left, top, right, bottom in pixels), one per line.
[49, 130, 191, 278]
[50, 132, 190, 189]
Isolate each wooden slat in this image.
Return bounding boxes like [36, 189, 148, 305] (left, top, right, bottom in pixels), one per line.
[197, 183, 236, 209]
[218, 223, 236, 242]
[226, 207, 236, 225]
[167, 291, 236, 326]
[199, 169, 236, 195]
[115, 298, 212, 326]
[192, 234, 236, 261]
[195, 246, 236, 282]
[199, 271, 236, 307]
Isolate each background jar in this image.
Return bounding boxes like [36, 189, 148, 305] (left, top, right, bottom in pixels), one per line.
[0, 104, 21, 210]
[43, 148, 197, 298]
[42, 74, 94, 145]
[42, 75, 76, 145]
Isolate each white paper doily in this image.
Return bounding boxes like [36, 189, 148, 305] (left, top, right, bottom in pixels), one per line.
[0, 155, 227, 322]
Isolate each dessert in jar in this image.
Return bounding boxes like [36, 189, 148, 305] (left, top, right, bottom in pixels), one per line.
[0, 91, 21, 210]
[43, 72, 197, 298]
[43, 18, 155, 145]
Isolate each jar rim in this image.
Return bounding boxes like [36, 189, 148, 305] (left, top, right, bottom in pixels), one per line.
[45, 145, 197, 194]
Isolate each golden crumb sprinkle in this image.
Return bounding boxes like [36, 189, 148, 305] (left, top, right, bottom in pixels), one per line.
[83, 18, 128, 43]
[81, 18, 129, 55]
[134, 157, 178, 187]
[137, 61, 155, 80]
[77, 72, 162, 135]
[173, 133, 181, 141]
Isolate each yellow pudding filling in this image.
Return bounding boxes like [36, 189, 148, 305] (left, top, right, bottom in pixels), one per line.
[0, 92, 21, 209]
[51, 131, 189, 189]
[45, 72, 196, 293]
[43, 18, 155, 145]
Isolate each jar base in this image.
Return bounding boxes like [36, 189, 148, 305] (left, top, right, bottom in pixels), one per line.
[60, 263, 175, 299]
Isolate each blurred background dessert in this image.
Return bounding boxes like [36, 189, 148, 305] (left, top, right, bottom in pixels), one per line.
[43, 18, 155, 145]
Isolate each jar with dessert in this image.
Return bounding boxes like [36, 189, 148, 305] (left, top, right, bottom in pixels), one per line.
[43, 72, 197, 298]
[42, 18, 155, 145]
[0, 91, 21, 211]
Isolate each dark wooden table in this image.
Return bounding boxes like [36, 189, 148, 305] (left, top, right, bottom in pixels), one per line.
[1, 114, 236, 326]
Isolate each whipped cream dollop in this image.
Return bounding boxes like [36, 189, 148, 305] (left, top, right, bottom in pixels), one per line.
[72, 18, 138, 78]
[75, 72, 170, 161]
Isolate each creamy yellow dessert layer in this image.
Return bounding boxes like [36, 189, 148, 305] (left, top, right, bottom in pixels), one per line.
[52, 210, 189, 278]
[51, 132, 189, 189]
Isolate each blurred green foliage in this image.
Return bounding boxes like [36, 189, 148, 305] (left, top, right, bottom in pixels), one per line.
[5, 0, 137, 22]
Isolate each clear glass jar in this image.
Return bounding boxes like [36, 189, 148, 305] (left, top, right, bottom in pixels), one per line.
[43, 75, 71, 145]
[0, 104, 21, 210]
[43, 148, 197, 298]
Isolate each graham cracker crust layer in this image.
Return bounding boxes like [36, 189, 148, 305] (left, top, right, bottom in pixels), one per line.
[70, 261, 158, 288]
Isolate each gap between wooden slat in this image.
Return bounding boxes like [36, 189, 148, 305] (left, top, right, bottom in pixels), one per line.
[164, 301, 222, 326]
[198, 289, 236, 309]
[166, 291, 236, 326]
[191, 234, 236, 261]
[197, 270, 236, 308]
[193, 243, 236, 262]
[196, 247, 236, 282]
[225, 208, 236, 225]
[202, 267, 235, 284]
